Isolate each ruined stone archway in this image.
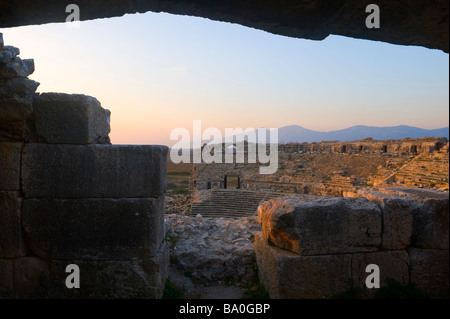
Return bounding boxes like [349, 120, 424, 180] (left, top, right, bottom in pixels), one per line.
[0, 0, 448, 52]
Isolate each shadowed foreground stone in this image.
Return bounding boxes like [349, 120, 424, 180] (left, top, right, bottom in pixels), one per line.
[0, 191, 28, 258]
[0, 58, 34, 78]
[0, 1, 448, 52]
[33, 93, 111, 144]
[409, 248, 449, 298]
[0, 96, 33, 121]
[352, 250, 410, 298]
[0, 142, 22, 190]
[12, 243, 168, 298]
[259, 195, 382, 255]
[410, 199, 449, 250]
[22, 197, 165, 260]
[255, 232, 352, 299]
[0, 259, 13, 298]
[22, 144, 167, 199]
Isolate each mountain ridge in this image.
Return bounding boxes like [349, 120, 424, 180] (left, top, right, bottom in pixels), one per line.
[276, 124, 449, 143]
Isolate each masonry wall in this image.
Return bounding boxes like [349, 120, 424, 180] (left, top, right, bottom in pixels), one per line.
[255, 187, 449, 298]
[0, 34, 168, 298]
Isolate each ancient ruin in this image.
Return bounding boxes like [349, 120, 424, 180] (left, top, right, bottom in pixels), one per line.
[1, 0, 449, 299]
[0, 34, 168, 298]
[189, 138, 449, 216]
[182, 139, 449, 298]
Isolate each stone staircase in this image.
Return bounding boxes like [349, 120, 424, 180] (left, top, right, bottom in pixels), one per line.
[190, 189, 283, 218]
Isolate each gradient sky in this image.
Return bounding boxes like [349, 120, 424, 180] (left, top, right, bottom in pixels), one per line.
[1, 11, 448, 146]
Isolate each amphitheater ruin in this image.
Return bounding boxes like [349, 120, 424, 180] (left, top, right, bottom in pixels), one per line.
[1, 0, 449, 299]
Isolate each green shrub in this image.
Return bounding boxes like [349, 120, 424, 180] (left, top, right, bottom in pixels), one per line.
[162, 278, 183, 299]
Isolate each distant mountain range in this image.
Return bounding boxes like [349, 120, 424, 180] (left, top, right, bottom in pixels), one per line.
[276, 125, 449, 143]
[174, 125, 449, 149]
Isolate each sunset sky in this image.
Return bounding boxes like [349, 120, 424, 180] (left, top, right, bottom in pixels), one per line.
[1, 11, 448, 146]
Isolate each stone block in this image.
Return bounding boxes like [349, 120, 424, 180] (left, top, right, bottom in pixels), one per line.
[260, 196, 382, 255]
[0, 96, 33, 121]
[0, 118, 33, 142]
[13, 244, 168, 298]
[410, 248, 449, 298]
[0, 58, 34, 78]
[345, 190, 413, 250]
[0, 33, 3, 51]
[33, 93, 111, 144]
[0, 78, 40, 96]
[0, 259, 13, 298]
[22, 144, 168, 199]
[255, 232, 353, 299]
[0, 46, 20, 64]
[0, 142, 22, 190]
[22, 197, 165, 260]
[352, 250, 410, 298]
[411, 199, 449, 250]
[0, 191, 28, 258]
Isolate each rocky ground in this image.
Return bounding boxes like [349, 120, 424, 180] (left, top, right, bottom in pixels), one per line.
[164, 213, 262, 298]
[164, 194, 188, 215]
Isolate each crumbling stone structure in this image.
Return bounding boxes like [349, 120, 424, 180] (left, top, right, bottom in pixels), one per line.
[0, 34, 168, 298]
[190, 138, 449, 199]
[256, 187, 449, 298]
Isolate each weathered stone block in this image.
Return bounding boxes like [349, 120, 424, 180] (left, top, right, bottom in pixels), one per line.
[0, 78, 39, 96]
[411, 199, 449, 250]
[0, 191, 28, 258]
[0, 142, 22, 190]
[0, 58, 34, 78]
[0, 118, 32, 142]
[22, 197, 165, 260]
[345, 190, 413, 250]
[255, 232, 352, 299]
[33, 93, 111, 144]
[22, 144, 167, 198]
[260, 196, 382, 255]
[0, 259, 13, 298]
[352, 250, 410, 298]
[410, 248, 449, 298]
[0, 46, 20, 64]
[0, 96, 33, 121]
[13, 244, 169, 298]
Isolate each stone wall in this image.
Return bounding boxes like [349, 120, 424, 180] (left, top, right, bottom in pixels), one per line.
[0, 34, 168, 298]
[255, 188, 449, 298]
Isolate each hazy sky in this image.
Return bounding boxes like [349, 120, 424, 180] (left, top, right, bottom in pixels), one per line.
[1, 11, 448, 146]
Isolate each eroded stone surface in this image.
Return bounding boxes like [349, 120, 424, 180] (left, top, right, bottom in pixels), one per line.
[0, 58, 34, 78]
[22, 144, 168, 199]
[0, 142, 22, 190]
[0, 191, 28, 258]
[352, 250, 410, 297]
[165, 214, 260, 283]
[344, 189, 413, 250]
[22, 197, 165, 260]
[0, 259, 13, 298]
[255, 232, 353, 299]
[409, 248, 449, 298]
[259, 195, 382, 255]
[12, 245, 168, 298]
[33, 93, 110, 144]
